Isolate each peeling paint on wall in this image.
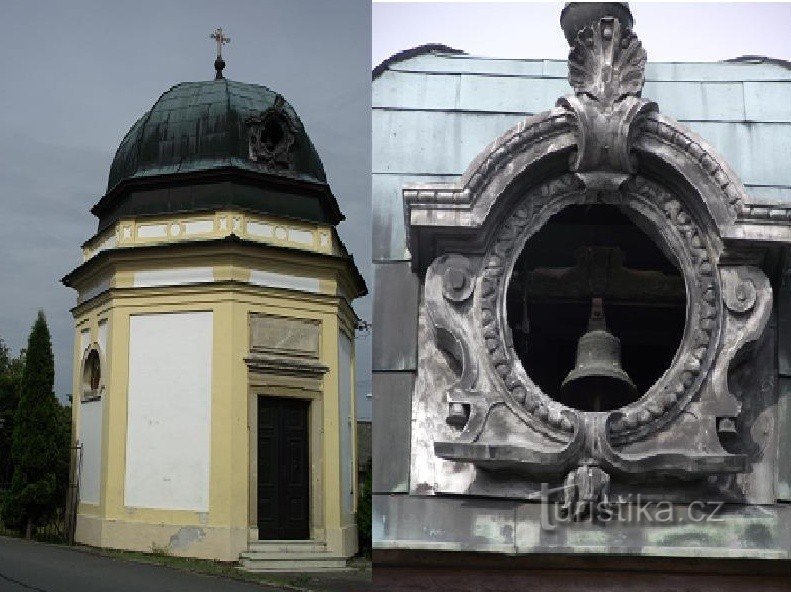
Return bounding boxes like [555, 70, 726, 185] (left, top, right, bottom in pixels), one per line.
[168, 527, 206, 550]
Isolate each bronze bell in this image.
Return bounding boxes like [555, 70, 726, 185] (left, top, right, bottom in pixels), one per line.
[560, 297, 637, 412]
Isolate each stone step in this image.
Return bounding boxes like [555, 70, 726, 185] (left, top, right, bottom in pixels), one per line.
[239, 552, 349, 572]
[246, 540, 327, 554]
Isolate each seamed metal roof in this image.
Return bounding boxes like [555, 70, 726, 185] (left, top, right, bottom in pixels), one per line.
[108, 79, 328, 193]
[372, 48, 791, 262]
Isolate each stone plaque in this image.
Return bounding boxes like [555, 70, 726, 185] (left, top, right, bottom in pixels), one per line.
[249, 314, 320, 359]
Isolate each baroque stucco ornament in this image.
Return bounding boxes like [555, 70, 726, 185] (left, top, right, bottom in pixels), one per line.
[403, 4, 770, 509]
[559, 15, 657, 190]
[246, 95, 297, 171]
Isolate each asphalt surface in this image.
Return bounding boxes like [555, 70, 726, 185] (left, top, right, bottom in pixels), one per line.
[0, 536, 279, 592]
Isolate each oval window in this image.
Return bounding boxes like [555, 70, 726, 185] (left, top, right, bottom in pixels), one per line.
[505, 204, 685, 411]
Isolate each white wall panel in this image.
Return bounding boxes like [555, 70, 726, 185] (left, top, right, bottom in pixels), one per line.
[288, 228, 314, 245]
[78, 318, 109, 504]
[183, 219, 214, 235]
[77, 277, 110, 305]
[78, 399, 103, 504]
[249, 270, 320, 294]
[79, 329, 90, 355]
[124, 312, 213, 511]
[338, 333, 354, 515]
[132, 267, 214, 288]
[97, 319, 108, 354]
[247, 221, 274, 238]
[136, 223, 168, 239]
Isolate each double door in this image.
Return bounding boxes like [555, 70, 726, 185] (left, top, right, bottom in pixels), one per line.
[257, 396, 310, 540]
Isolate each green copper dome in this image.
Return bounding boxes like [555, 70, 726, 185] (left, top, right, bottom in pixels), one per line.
[107, 79, 327, 192]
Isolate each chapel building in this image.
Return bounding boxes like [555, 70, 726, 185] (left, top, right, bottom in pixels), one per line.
[63, 49, 366, 569]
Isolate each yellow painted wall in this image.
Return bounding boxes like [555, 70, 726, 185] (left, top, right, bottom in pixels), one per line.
[69, 237, 360, 561]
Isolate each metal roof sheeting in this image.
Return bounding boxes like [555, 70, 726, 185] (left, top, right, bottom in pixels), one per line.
[373, 51, 791, 261]
[109, 79, 328, 192]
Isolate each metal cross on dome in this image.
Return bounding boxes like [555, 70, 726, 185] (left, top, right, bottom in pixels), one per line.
[211, 28, 231, 58]
[210, 28, 231, 79]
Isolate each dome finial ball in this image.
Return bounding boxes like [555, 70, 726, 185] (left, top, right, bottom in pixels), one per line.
[560, 2, 634, 45]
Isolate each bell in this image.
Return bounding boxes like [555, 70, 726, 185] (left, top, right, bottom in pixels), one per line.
[560, 297, 637, 412]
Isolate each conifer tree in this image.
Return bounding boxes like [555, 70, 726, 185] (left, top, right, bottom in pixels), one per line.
[0, 340, 24, 491]
[1, 311, 64, 538]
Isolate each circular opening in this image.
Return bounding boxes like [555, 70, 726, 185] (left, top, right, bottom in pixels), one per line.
[506, 204, 685, 411]
[82, 349, 102, 399]
[260, 118, 285, 151]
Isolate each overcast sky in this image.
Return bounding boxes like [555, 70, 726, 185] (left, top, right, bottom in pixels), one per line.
[373, 2, 791, 66]
[0, 0, 372, 408]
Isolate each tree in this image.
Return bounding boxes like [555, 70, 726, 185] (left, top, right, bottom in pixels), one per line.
[0, 338, 8, 371]
[0, 342, 25, 491]
[1, 312, 65, 538]
[357, 469, 372, 557]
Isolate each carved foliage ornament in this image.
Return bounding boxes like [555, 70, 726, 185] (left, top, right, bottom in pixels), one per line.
[247, 95, 297, 171]
[568, 16, 646, 105]
[559, 17, 657, 189]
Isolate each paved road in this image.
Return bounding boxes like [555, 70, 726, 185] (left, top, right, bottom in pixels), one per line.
[0, 536, 277, 592]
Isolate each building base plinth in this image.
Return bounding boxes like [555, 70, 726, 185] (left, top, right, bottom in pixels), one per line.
[74, 514, 248, 561]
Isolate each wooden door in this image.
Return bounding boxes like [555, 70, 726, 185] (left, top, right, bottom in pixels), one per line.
[257, 396, 310, 540]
